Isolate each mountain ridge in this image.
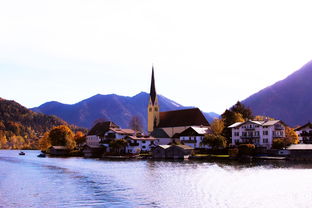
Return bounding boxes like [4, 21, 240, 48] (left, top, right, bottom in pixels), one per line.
[0, 97, 85, 149]
[242, 60, 312, 127]
[32, 92, 218, 130]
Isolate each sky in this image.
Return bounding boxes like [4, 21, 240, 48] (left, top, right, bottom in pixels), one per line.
[1, 0, 312, 114]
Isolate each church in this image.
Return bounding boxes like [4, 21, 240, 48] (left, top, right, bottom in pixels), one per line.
[147, 68, 210, 144]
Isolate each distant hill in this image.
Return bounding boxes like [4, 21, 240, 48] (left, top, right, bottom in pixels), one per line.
[32, 92, 218, 130]
[242, 60, 312, 127]
[0, 98, 85, 149]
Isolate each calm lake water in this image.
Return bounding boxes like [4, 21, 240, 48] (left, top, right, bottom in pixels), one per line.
[1, 150, 312, 208]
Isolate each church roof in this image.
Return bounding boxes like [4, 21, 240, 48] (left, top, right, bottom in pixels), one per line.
[150, 67, 157, 105]
[151, 128, 170, 138]
[157, 108, 209, 128]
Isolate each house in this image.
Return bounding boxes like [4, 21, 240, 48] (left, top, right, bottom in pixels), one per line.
[147, 68, 210, 141]
[48, 146, 70, 156]
[165, 145, 194, 159]
[287, 144, 312, 160]
[179, 126, 212, 149]
[152, 145, 170, 159]
[82, 144, 106, 158]
[152, 144, 194, 159]
[295, 122, 312, 144]
[125, 135, 157, 154]
[85, 121, 138, 154]
[150, 128, 171, 145]
[229, 120, 286, 149]
[101, 128, 136, 151]
[86, 121, 119, 147]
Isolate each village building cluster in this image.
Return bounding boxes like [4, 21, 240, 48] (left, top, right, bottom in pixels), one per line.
[77, 68, 312, 160]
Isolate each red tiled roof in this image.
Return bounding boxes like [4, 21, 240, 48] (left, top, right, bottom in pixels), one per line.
[110, 128, 136, 135]
[157, 108, 209, 128]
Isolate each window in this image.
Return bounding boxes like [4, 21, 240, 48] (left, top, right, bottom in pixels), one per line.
[263, 139, 268, 144]
[154, 107, 158, 112]
[263, 131, 268, 136]
[234, 132, 239, 136]
[142, 145, 146, 149]
[149, 107, 152, 112]
[142, 141, 146, 143]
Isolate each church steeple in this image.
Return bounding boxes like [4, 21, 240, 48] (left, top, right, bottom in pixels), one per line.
[148, 66, 160, 133]
[150, 67, 156, 105]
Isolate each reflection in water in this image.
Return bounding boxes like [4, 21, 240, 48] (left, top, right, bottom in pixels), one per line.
[1, 150, 312, 208]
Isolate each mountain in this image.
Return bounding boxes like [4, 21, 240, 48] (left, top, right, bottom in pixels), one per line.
[242, 60, 312, 127]
[32, 92, 218, 130]
[0, 98, 85, 149]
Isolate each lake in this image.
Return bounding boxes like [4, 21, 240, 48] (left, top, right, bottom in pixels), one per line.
[1, 150, 312, 208]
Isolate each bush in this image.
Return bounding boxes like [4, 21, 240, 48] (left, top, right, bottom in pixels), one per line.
[238, 144, 255, 156]
[228, 148, 239, 158]
[272, 138, 285, 149]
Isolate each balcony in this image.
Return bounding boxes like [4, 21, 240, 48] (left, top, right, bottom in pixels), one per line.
[241, 135, 260, 139]
[300, 132, 312, 136]
[182, 140, 197, 143]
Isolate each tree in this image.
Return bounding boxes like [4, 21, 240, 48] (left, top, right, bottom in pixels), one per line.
[39, 132, 50, 151]
[129, 116, 143, 133]
[74, 131, 86, 146]
[221, 110, 244, 142]
[253, 115, 275, 121]
[285, 126, 299, 145]
[201, 134, 227, 150]
[230, 101, 253, 120]
[48, 125, 76, 150]
[210, 118, 225, 135]
[0, 135, 8, 149]
[272, 127, 298, 149]
[109, 139, 128, 154]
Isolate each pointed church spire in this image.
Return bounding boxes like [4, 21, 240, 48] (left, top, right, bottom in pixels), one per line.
[150, 66, 157, 105]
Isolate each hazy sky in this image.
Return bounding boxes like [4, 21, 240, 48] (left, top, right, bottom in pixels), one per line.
[1, 0, 312, 114]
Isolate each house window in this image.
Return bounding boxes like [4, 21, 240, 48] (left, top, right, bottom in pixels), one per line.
[263, 131, 268, 136]
[142, 145, 146, 149]
[155, 107, 158, 112]
[149, 107, 152, 112]
[263, 139, 269, 143]
[142, 141, 146, 143]
[234, 132, 239, 136]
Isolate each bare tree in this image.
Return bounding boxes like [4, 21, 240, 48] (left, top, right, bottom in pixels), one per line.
[129, 116, 143, 133]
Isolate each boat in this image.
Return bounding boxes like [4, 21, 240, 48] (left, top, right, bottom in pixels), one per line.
[19, 151, 25, 155]
[37, 153, 46, 158]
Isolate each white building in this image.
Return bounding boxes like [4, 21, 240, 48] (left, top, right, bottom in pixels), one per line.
[86, 121, 119, 147]
[179, 126, 212, 149]
[295, 122, 312, 144]
[228, 120, 286, 149]
[125, 136, 157, 154]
